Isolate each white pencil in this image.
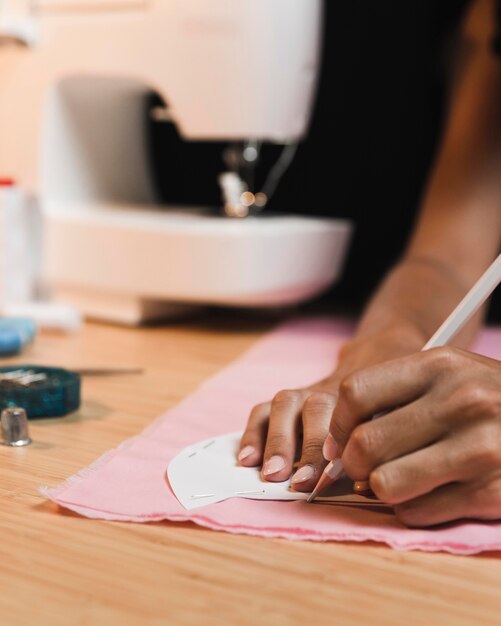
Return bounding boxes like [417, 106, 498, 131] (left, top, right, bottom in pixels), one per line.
[307, 252, 501, 503]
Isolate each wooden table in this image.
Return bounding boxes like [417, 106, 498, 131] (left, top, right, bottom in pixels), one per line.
[1, 310, 500, 626]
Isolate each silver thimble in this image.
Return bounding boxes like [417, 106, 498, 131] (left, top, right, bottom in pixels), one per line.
[1, 407, 31, 446]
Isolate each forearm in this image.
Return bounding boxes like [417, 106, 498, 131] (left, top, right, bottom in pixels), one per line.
[353, 257, 482, 350]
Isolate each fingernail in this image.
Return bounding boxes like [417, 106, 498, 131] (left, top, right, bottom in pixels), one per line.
[291, 464, 316, 484]
[353, 480, 372, 495]
[238, 445, 256, 462]
[322, 434, 339, 461]
[263, 455, 286, 476]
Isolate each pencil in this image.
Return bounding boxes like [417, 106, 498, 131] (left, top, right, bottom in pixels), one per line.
[307, 252, 501, 503]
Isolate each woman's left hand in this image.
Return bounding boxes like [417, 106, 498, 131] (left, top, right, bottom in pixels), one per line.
[324, 346, 501, 527]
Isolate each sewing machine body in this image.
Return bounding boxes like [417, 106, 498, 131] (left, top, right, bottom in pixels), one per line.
[0, 0, 352, 323]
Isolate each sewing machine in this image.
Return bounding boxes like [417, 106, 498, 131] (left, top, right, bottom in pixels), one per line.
[0, 0, 352, 324]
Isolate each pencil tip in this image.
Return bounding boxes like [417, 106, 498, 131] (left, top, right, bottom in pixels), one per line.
[306, 490, 317, 504]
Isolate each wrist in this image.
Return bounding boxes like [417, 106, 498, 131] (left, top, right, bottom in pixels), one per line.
[355, 256, 480, 347]
[334, 322, 426, 381]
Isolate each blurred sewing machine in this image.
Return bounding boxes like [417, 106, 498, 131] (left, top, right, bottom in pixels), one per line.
[0, 0, 352, 324]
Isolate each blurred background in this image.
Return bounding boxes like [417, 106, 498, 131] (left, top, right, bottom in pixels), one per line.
[2, 0, 496, 338]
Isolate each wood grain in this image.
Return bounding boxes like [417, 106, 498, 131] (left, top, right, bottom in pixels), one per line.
[0, 310, 500, 626]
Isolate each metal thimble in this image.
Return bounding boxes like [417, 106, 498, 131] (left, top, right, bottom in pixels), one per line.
[1, 407, 31, 446]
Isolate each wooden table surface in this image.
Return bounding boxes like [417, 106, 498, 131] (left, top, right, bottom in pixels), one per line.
[1, 310, 500, 626]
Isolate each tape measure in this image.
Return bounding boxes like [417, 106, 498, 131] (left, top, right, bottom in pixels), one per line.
[0, 318, 37, 356]
[0, 365, 81, 418]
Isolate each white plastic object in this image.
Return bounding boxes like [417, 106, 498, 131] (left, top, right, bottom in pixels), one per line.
[0, 0, 37, 46]
[1, 300, 82, 333]
[0, 182, 41, 305]
[42, 202, 352, 325]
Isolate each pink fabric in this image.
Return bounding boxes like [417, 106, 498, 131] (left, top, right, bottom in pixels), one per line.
[41, 317, 501, 554]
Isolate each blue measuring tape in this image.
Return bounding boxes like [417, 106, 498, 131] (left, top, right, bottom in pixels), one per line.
[0, 318, 37, 356]
[0, 365, 81, 418]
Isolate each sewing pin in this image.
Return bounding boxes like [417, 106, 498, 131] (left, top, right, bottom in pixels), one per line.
[73, 367, 144, 376]
[235, 489, 265, 495]
[190, 493, 216, 499]
[0, 369, 31, 380]
[18, 373, 48, 386]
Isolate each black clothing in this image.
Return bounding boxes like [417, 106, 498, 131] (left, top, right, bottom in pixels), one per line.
[268, 0, 470, 313]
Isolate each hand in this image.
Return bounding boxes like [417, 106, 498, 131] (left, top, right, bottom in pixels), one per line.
[324, 347, 501, 526]
[238, 323, 426, 492]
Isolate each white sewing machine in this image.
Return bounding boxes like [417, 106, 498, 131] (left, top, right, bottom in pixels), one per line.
[0, 0, 352, 324]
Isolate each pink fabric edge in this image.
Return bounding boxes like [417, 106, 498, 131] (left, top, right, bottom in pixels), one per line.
[40, 493, 501, 556]
[40, 435, 143, 501]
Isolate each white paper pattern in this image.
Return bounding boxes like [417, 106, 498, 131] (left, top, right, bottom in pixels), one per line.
[167, 432, 313, 510]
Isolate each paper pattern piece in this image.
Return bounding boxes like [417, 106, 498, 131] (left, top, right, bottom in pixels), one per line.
[41, 317, 501, 555]
[168, 432, 310, 510]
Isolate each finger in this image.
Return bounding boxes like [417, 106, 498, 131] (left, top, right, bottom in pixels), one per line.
[291, 392, 335, 491]
[394, 482, 473, 527]
[341, 398, 448, 480]
[369, 438, 473, 504]
[238, 402, 270, 466]
[262, 389, 307, 482]
[353, 480, 372, 495]
[329, 348, 458, 451]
